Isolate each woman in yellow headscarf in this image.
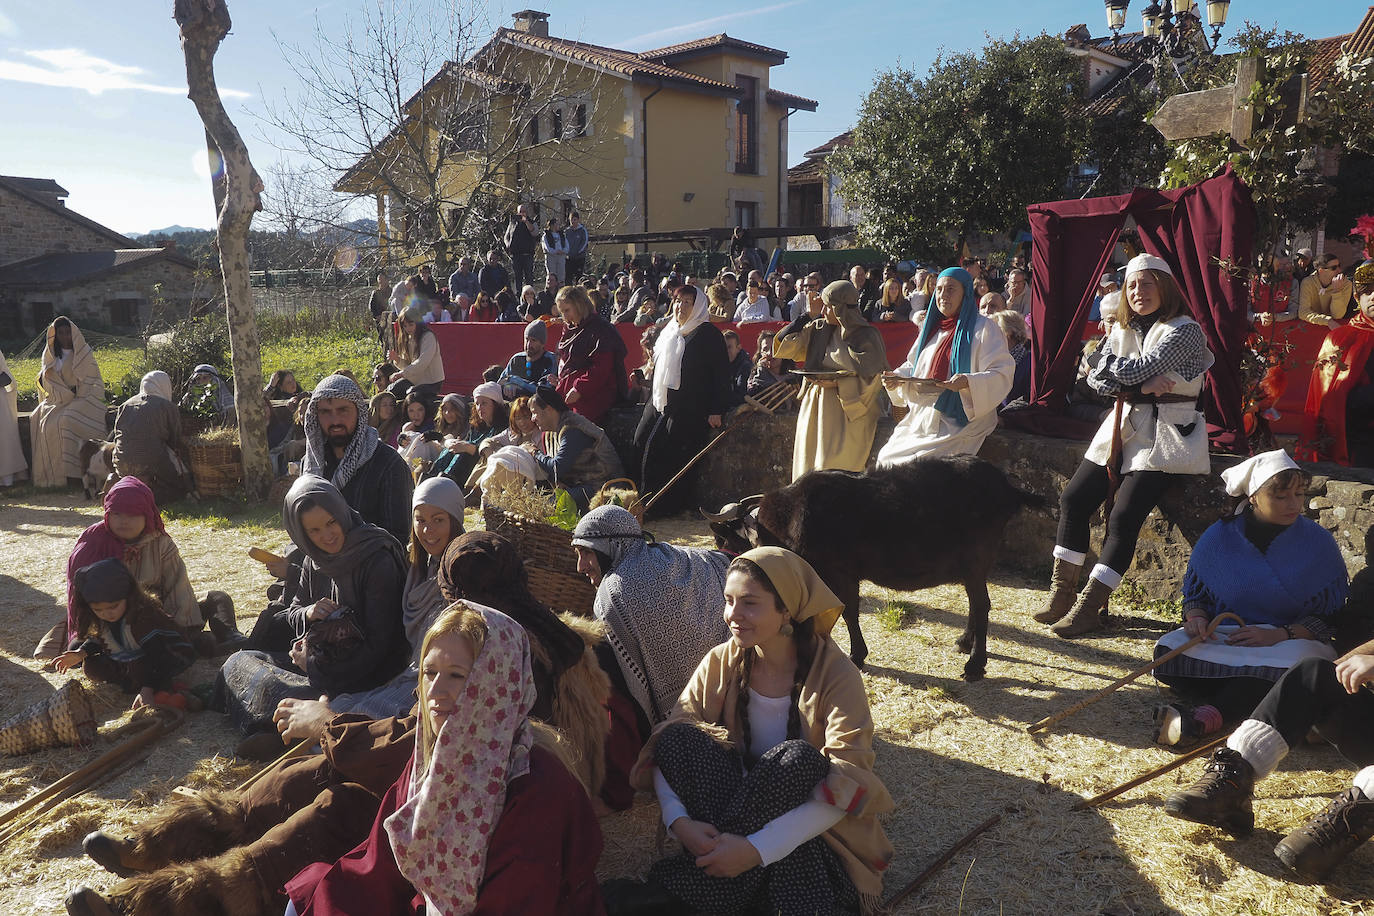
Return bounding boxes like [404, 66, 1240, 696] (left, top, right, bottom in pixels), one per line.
[613, 547, 893, 916]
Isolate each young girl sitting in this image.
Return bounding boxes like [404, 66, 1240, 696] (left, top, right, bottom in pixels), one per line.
[284, 603, 605, 915]
[367, 391, 402, 449]
[54, 557, 195, 709]
[615, 547, 893, 916]
[34, 476, 235, 660]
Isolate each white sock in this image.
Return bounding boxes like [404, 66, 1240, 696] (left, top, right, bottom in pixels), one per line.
[1089, 564, 1122, 589]
[1227, 719, 1290, 779]
[1053, 546, 1087, 566]
[1353, 765, 1374, 800]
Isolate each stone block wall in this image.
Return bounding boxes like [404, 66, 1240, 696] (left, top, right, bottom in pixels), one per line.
[0, 185, 124, 265]
[13, 259, 202, 337]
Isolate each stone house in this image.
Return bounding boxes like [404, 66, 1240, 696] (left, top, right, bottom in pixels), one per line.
[0, 176, 203, 339]
[337, 9, 817, 267]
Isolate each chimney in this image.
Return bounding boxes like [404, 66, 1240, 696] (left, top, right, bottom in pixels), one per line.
[511, 9, 550, 37]
[158, 240, 178, 251]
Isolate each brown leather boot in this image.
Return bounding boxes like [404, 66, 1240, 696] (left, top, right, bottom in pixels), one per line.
[1163, 747, 1256, 836]
[1033, 557, 1083, 624]
[1052, 578, 1112, 638]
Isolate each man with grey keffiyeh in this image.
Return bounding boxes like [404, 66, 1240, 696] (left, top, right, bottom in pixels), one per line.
[301, 374, 413, 544]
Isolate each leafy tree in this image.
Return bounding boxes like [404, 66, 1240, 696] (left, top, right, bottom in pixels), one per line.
[1159, 25, 1374, 258]
[830, 34, 1091, 262]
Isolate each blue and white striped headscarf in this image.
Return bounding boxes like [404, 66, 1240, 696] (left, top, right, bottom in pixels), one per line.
[910, 266, 980, 426]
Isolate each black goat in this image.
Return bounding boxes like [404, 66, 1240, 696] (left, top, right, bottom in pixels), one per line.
[705, 455, 1037, 680]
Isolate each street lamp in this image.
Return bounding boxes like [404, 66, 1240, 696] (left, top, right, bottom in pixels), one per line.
[1103, 1, 1232, 52]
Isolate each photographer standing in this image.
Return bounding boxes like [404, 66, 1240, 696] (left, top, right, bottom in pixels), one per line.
[504, 203, 538, 294]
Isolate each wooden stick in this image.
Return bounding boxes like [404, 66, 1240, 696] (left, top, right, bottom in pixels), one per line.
[883, 813, 1002, 911]
[234, 738, 313, 794]
[1027, 613, 1246, 734]
[1072, 733, 1231, 810]
[0, 707, 183, 845]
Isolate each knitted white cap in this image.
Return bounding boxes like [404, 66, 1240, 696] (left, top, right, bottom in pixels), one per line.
[472, 381, 506, 404]
[1220, 449, 1300, 498]
[1125, 253, 1173, 280]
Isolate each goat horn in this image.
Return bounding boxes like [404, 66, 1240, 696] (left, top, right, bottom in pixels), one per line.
[740, 494, 765, 509]
[700, 501, 741, 523]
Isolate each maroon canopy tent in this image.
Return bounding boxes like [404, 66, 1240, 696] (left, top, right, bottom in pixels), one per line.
[1023, 164, 1255, 452]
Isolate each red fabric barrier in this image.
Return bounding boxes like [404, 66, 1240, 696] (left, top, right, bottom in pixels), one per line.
[429, 320, 921, 396]
[1256, 320, 1327, 437]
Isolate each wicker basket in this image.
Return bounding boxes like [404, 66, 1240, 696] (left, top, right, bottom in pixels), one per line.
[188, 436, 243, 498]
[483, 505, 597, 617]
[268, 474, 300, 505]
[0, 679, 97, 756]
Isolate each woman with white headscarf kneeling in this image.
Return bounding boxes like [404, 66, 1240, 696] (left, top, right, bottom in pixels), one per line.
[111, 371, 191, 505]
[633, 283, 731, 517]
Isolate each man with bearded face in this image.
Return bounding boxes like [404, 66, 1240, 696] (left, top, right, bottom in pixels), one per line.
[302, 374, 413, 544]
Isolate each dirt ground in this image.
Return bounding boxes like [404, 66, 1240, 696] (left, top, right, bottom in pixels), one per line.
[1, 489, 1372, 915]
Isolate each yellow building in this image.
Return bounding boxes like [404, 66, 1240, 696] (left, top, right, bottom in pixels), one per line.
[338, 9, 816, 266]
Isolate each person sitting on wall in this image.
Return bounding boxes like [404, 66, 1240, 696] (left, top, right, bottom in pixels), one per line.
[499, 319, 557, 400]
[723, 330, 753, 407]
[1297, 263, 1374, 466]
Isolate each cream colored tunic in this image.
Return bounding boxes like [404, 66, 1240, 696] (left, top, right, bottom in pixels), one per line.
[773, 316, 886, 480]
[0, 350, 27, 485]
[30, 321, 106, 486]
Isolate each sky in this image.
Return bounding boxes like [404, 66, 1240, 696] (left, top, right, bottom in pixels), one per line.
[0, 0, 1360, 235]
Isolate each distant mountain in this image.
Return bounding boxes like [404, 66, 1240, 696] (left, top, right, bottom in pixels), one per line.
[135, 224, 209, 238]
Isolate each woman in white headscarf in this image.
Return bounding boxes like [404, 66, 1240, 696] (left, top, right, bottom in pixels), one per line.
[633, 284, 731, 517]
[30, 316, 107, 487]
[112, 370, 190, 504]
[0, 347, 26, 486]
[1149, 450, 1347, 747]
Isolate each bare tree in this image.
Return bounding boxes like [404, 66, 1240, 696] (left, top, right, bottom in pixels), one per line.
[259, 1, 624, 276]
[175, 0, 271, 499]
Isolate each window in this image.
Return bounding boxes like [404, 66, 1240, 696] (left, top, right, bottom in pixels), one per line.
[552, 107, 563, 139]
[734, 201, 758, 230]
[527, 115, 540, 146]
[574, 104, 587, 137]
[107, 298, 139, 329]
[734, 75, 758, 174]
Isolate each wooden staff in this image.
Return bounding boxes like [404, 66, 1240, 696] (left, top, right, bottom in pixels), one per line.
[234, 738, 313, 794]
[883, 813, 1002, 911]
[0, 706, 184, 846]
[642, 381, 796, 512]
[1072, 733, 1231, 810]
[1027, 613, 1245, 734]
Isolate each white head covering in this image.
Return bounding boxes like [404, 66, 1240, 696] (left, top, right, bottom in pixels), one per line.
[1125, 253, 1173, 280]
[1221, 449, 1300, 499]
[651, 284, 711, 412]
[140, 370, 173, 401]
[412, 476, 466, 521]
[472, 381, 505, 404]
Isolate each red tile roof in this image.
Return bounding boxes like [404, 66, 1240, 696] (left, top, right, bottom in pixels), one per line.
[496, 29, 741, 96]
[639, 33, 788, 64]
[767, 88, 818, 111]
[803, 130, 852, 159]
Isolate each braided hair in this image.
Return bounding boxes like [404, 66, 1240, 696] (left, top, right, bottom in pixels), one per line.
[728, 557, 819, 765]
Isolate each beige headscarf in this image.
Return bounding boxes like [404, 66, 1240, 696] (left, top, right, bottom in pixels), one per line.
[738, 546, 843, 637]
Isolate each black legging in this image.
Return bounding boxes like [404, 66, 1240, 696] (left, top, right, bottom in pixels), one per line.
[1251, 657, 1374, 766]
[1056, 460, 1173, 575]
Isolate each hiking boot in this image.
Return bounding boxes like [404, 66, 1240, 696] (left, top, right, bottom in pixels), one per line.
[1274, 787, 1374, 881]
[234, 730, 287, 762]
[1052, 579, 1112, 639]
[1154, 703, 1223, 748]
[201, 591, 250, 653]
[1033, 557, 1082, 624]
[1163, 747, 1255, 836]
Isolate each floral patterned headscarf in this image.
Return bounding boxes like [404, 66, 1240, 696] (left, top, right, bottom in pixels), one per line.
[384, 605, 535, 915]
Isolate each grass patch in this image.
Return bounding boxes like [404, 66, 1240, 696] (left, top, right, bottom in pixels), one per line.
[161, 498, 282, 539]
[1110, 577, 1183, 620]
[877, 599, 910, 633]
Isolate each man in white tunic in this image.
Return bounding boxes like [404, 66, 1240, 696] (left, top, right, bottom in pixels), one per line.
[876, 266, 1014, 467]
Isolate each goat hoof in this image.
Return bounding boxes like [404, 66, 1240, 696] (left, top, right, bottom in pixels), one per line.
[849, 655, 867, 671]
[961, 666, 986, 682]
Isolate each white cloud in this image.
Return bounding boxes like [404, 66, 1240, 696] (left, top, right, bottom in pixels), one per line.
[619, 2, 805, 49]
[0, 47, 250, 99]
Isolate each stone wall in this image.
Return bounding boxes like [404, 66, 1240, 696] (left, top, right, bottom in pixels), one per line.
[0, 185, 124, 265]
[601, 410, 1374, 595]
[13, 259, 202, 337]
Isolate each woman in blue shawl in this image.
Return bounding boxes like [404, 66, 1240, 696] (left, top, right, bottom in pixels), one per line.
[876, 266, 1014, 467]
[1151, 450, 1348, 746]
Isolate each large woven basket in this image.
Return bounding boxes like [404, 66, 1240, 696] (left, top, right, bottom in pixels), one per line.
[188, 436, 243, 498]
[0, 679, 97, 756]
[483, 505, 597, 617]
